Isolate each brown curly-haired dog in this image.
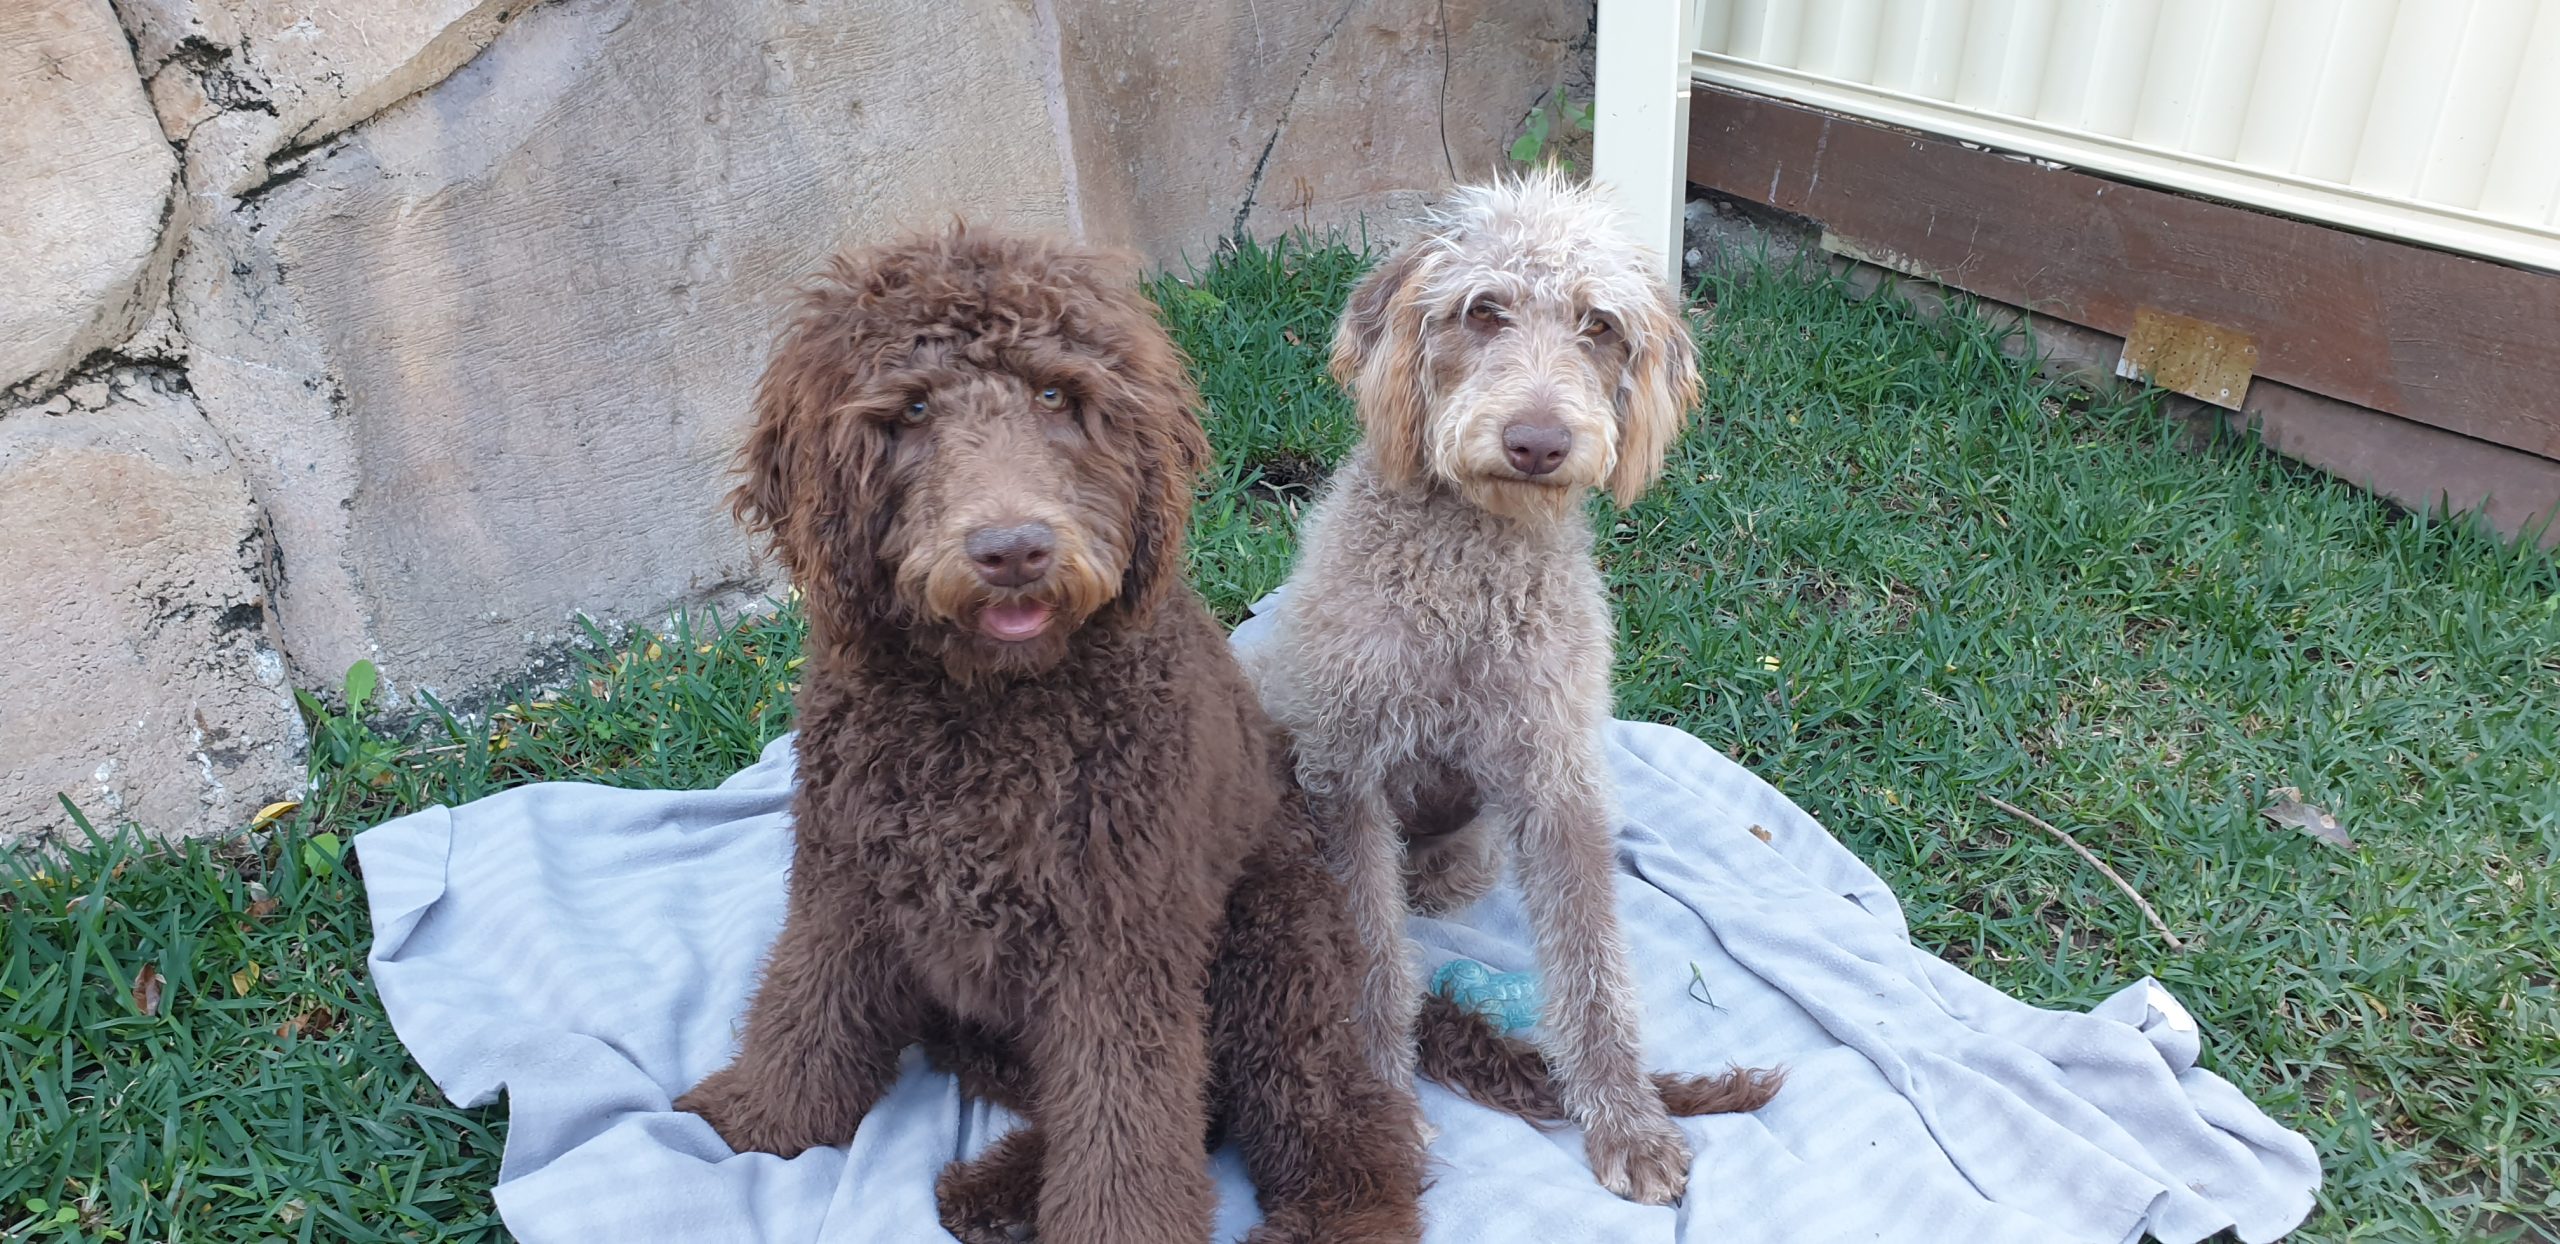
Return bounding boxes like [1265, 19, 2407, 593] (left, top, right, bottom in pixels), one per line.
[673, 226, 1422, 1244]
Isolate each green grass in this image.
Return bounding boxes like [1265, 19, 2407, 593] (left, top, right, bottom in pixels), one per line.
[6, 238, 2556, 1243]
[0, 612, 804, 1243]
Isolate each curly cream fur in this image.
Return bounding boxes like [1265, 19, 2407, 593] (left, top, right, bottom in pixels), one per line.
[1246, 171, 1706, 1204]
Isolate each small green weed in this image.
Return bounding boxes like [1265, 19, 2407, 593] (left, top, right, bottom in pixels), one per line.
[1509, 93, 1594, 172]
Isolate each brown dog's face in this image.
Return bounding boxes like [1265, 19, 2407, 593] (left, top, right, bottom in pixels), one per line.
[732, 229, 1205, 682]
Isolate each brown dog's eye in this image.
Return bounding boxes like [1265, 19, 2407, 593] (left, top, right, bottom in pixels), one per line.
[1580, 313, 1619, 341]
[900, 399, 930, 425]
[1466, 299, 1505, 326]
[1035, 386, 1066, 411]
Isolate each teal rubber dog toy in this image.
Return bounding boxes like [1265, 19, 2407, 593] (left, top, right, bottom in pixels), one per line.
[1432, 958, 1542, 1032]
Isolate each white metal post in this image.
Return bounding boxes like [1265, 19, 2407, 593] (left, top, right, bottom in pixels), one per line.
[1591, 0, 1695, 283]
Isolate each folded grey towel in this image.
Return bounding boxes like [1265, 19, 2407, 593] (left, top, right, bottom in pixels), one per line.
[356, 616, 2318, 1243]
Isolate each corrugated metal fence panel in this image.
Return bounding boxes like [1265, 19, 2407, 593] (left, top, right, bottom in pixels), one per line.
[1691, 0, 2560, 270]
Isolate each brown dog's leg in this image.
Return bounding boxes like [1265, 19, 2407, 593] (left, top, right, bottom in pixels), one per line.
[1216, 837, 1424, 1244]
[1509, 743, 1694, 1205]
[1029, 945, 1218, 1244]
[676, 877, 918, 1157]
[921, 1017, 1043, 1241]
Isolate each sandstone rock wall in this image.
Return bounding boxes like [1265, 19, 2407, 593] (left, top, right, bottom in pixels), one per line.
[2, 0, 182, 397]
[0, 373, 302, 838]
[0, 0, 1592, 841]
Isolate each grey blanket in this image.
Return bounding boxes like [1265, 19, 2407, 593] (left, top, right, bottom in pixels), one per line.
[358, 621, 2319, 1243]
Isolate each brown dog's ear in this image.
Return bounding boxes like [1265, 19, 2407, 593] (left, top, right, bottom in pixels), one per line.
[727, 370, 803, 550]
[1331, 243, 1435, 486]
[730, 257, 899, 646]
[1606, 273, 1701, 507]
[1107, 285, 1210, 617]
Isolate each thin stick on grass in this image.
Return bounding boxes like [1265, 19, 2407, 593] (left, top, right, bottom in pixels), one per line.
[1983, 794, 2185, 952]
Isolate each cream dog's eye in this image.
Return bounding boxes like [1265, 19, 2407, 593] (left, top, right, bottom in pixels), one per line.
[1580, 314, 1617, 340]
[901, 398, 931, 425]
[1035, 386, 1067, 410]
[1466, 299, 1505, 325]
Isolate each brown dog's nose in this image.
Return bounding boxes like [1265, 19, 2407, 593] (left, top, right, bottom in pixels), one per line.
[966, 522, 1057, 587]
[1503, 421, 1572, 477]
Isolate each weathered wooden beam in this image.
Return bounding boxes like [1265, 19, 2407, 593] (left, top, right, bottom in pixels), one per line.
[1685, 84, 2560, 462]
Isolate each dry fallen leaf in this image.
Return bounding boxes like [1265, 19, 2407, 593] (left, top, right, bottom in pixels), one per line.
[246, 896, 281, 921]
[1748, 824, 1773, 843]
[250, 799, 301, 830]
[132, 963, 164, 1017]
[231, 963, 261, 997]
[277, 1006, 340, 1040]
[2262, 787, 2354, 850]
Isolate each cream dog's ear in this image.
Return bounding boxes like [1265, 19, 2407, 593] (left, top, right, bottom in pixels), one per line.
[1606, 276, 1700, 508]
[1331, 244, 1438, 487]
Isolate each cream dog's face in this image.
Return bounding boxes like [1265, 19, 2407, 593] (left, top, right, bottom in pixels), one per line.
[1414, 264, 1641, 518]
[1331, 172, 1701, 520]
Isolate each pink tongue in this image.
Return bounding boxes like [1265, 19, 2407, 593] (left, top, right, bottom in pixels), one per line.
[978, 601, 1055, 641]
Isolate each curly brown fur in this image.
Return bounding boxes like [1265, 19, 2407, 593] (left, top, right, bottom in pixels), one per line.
[921, 773, 1430, 1244]
[926, 962, 1782, 1240]
[1243, 172, 1786, 1205]
[675, 226, 1419, 1244]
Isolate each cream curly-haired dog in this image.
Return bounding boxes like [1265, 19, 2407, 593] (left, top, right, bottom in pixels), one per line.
[1245, 172, 1762, 1204]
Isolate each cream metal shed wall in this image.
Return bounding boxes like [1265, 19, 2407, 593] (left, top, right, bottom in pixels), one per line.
[1678, 0, 2560, 272]
[1587, 0, 2560, 546]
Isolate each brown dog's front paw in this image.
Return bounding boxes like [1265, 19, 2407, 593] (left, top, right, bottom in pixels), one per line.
[1585, 1113, 1692, 1205]
[935, 1173, 1028, 1244]
[935, 1132, 1040, 1244]
[936, 1170, 1030, 1244]
[676, 1066, 845, 1158]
